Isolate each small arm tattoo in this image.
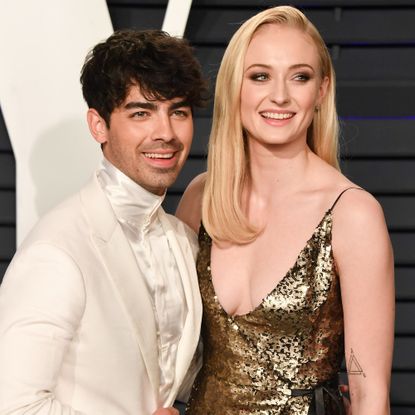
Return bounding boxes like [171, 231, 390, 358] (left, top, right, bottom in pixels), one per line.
[347, 348, 366, 378]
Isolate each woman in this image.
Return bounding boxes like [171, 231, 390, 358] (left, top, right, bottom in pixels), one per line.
[177, 5, 394, 415]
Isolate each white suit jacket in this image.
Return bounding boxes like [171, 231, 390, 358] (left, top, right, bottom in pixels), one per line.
[0, 174, 202, 415]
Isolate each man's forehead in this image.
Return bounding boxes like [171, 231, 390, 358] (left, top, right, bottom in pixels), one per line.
[124, 84, 188, 106]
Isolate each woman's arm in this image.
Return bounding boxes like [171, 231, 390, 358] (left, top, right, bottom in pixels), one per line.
[333, 190, 395, 415]
[175, 172, 206, 234]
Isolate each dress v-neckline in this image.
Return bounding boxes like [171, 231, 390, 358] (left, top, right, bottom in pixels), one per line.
[204, 209, 334, 319]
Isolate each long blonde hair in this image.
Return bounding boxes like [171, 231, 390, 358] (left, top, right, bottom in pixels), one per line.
[202, 5, 339, 244]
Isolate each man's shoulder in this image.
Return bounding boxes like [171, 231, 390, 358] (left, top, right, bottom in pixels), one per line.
[161, 210, 198, 255]
[20, 178, 100, 250]
[162, 210, 195, 234]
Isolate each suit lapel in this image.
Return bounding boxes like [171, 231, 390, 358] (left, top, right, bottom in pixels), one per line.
[159, 212, 202, 405]
[80, 176, 160, 396]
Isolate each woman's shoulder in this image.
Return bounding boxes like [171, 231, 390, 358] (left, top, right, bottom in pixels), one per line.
[324, 175, 388, 259]
[175, 172, 206, 233]
[321, 167, 381, 216]
[187, 172, 207, 191]
[331, 185, 385, 230]
[326, 174, 393, 292]
[311, 156, 384, 226]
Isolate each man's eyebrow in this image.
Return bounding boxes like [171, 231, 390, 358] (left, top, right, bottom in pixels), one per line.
[123, 100, 190, 111]
[170, 100, 191, 110]
[124, 101, 157, 110]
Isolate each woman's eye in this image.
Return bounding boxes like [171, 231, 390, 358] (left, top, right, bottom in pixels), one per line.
[294, 73, 311, 82]
[250, 73, 269, 81]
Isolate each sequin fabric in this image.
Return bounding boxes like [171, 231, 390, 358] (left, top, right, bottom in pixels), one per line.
[186, 210, 344, 415]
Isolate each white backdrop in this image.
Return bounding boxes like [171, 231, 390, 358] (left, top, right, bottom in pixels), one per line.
[162, 0, 193, 37]
[0, 0, 192, 246]
[0, 0, 113, 245]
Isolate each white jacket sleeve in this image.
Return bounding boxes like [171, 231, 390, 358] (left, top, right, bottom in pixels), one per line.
[175, 338, 203, 403]
[0, 242, 87, 415]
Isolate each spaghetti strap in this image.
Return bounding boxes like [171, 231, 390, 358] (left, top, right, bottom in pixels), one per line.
[329, 187, 364, 211]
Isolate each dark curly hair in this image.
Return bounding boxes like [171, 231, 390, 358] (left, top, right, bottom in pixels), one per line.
[80, 29, 208, 126]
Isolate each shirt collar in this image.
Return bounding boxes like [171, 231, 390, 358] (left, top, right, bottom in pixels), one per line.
[97, 157, 165, 231]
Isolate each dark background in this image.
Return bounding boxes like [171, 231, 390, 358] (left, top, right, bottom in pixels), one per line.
[1, 1, 414, 413]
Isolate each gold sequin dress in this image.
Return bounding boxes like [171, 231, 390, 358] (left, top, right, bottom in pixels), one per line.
[186, 205, 346, 415]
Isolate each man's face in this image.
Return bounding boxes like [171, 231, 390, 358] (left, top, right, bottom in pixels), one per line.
[95, 85, 193, 195]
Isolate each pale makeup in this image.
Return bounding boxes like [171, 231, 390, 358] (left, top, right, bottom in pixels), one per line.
[240, 24, 328, 155]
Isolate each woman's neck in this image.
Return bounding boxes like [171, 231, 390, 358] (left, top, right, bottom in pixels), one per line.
[246, 141, 313, 203]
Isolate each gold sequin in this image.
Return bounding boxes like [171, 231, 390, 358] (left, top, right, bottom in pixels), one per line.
[186, 211, 344, 415]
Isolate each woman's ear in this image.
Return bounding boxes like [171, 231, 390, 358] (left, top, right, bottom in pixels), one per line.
[317, 75, 329, 105]
[87, 108, 108, 144]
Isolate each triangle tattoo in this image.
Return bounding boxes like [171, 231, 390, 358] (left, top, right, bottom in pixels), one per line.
[348, 348, 366, 378]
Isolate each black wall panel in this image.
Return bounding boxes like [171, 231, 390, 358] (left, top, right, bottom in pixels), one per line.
[334, 47, 415, 81]
[0, 154, 15, 189]
[391, 410, 415, 415]
[0, 262, 8, 278]
[379, 197, 415, 230]
[0, 107, 15, 282]
[195, 45, 415, 82]
[391, 373, 415, 405]
[0, 226, 15, 262]
[393, 337, 415, 370]
[0, 191, 15, 225]
[185, 8, 415, 44]
[193, 0, 415, 5]
[109, 6, 164, 30]
[110, 0, 415, 5]
[395, 267, 415, 300]
[341, 120, 415, 158]
[0, 108, 11, 151]
[168, 158, 207, 193]
[391, 233, 415, 266]
[396, 303, 415, 335]
[341, 160, 415, 193]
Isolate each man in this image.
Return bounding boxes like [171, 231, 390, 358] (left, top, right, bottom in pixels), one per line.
[0, 30, 208, 415]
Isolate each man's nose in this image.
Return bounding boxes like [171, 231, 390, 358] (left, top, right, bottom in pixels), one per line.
[152, 114, 175, 141]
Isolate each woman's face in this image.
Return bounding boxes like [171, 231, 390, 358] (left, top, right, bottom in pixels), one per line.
[240, 24, 328, 153]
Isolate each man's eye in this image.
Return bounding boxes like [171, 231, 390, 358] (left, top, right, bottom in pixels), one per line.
[173, 110, 189, 117]
[132, 111, 149, 118]
[250, 73, 268, 81]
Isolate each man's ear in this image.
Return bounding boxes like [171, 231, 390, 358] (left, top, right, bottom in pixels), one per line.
[87, 108, 108, 144]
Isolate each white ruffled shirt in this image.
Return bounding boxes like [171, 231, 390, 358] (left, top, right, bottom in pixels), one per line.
[97, 158, 186, 404]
